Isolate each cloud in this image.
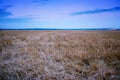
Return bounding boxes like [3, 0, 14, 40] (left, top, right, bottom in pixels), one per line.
[0, 8, 13, 18]
[0, 4, 13, 18]
[32, 0, 48, 5]
[0, 17, 32, 23]
[71, 6, 120, 16]
[0, 5, 32, 23]
[3, 5, 13, 8]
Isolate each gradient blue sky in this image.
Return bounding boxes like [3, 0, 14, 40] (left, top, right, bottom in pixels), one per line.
[0, 0, 120, 29]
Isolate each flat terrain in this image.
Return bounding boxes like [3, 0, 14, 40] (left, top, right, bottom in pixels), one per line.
[0, 30, 120, 80]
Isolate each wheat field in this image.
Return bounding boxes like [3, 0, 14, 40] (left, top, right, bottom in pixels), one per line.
[0, 30, 120, 80]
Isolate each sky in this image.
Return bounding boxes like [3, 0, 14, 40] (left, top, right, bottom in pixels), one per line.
[0, 0, 120, 29]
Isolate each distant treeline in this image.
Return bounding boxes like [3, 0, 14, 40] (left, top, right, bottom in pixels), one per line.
[0, 28, 120, 30]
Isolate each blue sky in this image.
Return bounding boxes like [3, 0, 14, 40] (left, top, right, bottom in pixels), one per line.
[0, 0, 120, 29]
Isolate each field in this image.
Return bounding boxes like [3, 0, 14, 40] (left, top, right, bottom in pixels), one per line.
[0, 30, 120, 80]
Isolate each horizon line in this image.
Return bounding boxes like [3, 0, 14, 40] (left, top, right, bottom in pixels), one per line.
[0, 27, 120, 30]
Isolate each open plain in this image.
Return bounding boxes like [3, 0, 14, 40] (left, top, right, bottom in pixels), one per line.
[0, 30, 120, 80]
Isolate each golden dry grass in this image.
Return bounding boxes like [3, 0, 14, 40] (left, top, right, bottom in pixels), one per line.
[0, 30, 120, 80]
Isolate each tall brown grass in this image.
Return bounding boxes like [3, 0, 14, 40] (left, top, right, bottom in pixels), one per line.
[0, 30, 120, 80]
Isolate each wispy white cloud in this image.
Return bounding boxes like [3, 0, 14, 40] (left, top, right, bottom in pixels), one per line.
[0, 5, 13, 18]
[71, 6, 120, 15]
[0, 2, 32, 23]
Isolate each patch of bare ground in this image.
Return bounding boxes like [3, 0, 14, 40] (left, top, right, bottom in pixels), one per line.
[0, 30, 120, 80]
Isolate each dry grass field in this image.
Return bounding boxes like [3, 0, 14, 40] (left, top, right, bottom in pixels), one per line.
[0, 30, 120, 80]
